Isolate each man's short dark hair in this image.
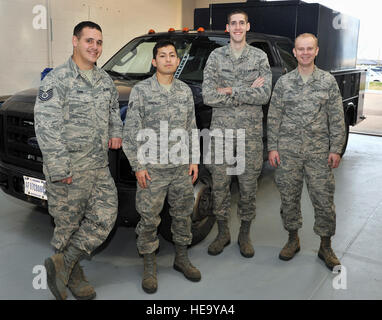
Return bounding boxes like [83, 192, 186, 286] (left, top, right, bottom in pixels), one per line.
[227, 9, 249, 24]
[153, 40, 178, 59]
[73, 21, 102, 39]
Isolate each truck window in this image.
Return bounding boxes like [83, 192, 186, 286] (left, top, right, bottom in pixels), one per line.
[177, 37, 226, 83]
[103, 35, 228, 83]
[249, 41, 274, 66]
[276, 42, 297, 72]
[109, 41, 156, 74]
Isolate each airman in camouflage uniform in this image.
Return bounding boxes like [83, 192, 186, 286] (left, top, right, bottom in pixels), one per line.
[267, 33, 345, 270]
[34, 22, 122, 300]
[123, 40, 201, 294]
[202, 10, 272, 258]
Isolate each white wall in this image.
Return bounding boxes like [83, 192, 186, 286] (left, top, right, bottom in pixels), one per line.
[0, 0, 182, 95]
[50, 0, 183, 68]
[0, 0, 49, 96]
[182, 0, 196, 29]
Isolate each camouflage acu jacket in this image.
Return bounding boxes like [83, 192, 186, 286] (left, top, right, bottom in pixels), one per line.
[34, 57, 122, 182]
[267, 66, 345, 155]
[202, 43, 272, 139]
[123, 74, 199, 172]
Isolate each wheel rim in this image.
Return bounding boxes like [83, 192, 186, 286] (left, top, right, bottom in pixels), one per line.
[192, 182, 212, 222]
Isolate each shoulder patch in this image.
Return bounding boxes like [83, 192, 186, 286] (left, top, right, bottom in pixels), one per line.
[38, 88, 53, 101]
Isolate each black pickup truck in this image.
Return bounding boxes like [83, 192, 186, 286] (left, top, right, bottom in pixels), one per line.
[0, 24, 365, 245]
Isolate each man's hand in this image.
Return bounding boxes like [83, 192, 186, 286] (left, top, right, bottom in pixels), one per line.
[108, 137, 122, 149]
[136, 170, 151, 189]
[60, 177, 73, 184]
[328, 153, 341, 169]
[189, 164, 199, 184]
[251, 77, 265, 88]
[268, 150, 281, 168]
[217, 87, 233, 95]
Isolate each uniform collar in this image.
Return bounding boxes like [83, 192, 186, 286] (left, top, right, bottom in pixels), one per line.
[311, 66, 321, 81]
[67, 56, 102, 84]
[225, 42, 250, 60]
[292, 65, 320, 85]
[150, 73, 180, 93]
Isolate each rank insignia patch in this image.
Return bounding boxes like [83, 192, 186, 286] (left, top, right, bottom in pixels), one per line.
[38, 88, 53, 101]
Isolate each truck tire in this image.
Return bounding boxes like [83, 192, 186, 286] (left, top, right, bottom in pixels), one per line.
[50, 215, 55, 227]
[158, 171, 215, 246]
[341, 113, 351, 157]
[190, 181, 215, 245]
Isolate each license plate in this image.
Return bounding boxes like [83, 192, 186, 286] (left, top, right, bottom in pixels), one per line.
[23, 176, 47, 200]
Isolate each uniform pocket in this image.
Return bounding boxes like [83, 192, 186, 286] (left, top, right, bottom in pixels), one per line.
[144, 100, 164, 127]
[315, 90, 329, 105]
[243, 68, 260, 84]
[68, 94, 93, 124]
[66, 93, 94, 147]
[220, 68, 234, 86]
[95, 88, 111, 132]
[283, 98, 300, 119]
[101, 87, 112, 102]
[173, 102, 189, 130]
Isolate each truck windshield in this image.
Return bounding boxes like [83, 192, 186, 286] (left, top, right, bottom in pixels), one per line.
[103, 35, 228, 83]
[275, 42, 297, 72]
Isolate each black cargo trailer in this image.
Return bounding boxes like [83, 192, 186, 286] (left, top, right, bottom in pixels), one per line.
[194, 0, 360, 71]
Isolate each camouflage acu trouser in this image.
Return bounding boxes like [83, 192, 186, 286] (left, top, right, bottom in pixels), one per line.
[135, 165, 194, 255]
[274, 151, 336, 237]
[207, 137, 263, 221]
[45, 167, 118, 255]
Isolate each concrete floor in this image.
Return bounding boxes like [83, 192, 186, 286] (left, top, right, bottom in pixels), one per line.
[1, 133, 382, 300]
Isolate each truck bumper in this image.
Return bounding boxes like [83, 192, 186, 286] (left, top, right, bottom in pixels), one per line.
[0, 160, 139, 226]
[0, 161, 48, 208]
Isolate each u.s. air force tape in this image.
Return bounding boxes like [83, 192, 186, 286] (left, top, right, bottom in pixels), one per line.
[38, 88, 53, 101]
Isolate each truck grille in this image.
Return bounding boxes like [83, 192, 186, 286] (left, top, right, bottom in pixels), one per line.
[3, 112, 43, 171]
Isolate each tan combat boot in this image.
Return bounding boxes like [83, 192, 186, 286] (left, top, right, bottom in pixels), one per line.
[44, 245, 83, 300]
[238, 220, 255, 258]
[68, 262, 96, 300]
[279, 230, 300, 261]
[173, 245, 201, 282]
[44, 253, 69, 300]
[208, 220, 231, 255]
[142, 252, 157, 294]
[318, 236, 341, 270]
